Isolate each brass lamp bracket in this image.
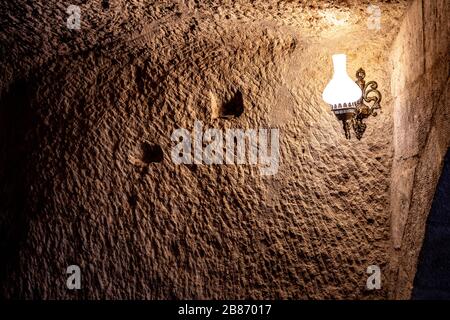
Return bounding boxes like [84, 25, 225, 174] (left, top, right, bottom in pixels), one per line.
[350, 68, 382, 140]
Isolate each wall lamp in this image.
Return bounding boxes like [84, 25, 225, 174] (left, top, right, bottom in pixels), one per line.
[322, 54, 382, 140]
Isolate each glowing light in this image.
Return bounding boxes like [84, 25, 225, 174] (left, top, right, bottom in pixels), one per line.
[322, 54, 362, 108]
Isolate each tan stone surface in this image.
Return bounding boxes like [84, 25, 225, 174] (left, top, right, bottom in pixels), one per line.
[0, 0, 428, 299]
[389, 0, 424, 96]
[389, 0, 450, 299]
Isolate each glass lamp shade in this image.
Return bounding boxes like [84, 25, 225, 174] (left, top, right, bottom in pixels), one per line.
[322, 54, 362, 120]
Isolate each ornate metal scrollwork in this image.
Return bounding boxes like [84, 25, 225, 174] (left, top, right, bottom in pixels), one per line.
[351, 68, 382, 140]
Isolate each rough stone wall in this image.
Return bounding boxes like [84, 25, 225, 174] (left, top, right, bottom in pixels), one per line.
[389, 0, 449, 299]
[1, 1, 409, 299]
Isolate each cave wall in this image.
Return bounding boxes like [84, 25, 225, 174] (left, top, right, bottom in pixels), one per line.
[0, 1, 411, 299]
[389, 0, 449, 299]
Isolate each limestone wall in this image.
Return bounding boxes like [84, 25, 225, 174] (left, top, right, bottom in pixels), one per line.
[0, 1, 413, 299]
[389, 0, 449, 299]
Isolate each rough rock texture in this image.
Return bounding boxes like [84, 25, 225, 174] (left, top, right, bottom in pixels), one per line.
[1, 1, 412, 299]
[389, 0, 449, 299]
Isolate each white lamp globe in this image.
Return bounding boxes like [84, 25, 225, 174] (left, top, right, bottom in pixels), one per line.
[322, 54, 362, 119]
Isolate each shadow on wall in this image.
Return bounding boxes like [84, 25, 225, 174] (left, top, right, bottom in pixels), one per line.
[413, 149, 450, 299]
[0, 78, 36, 297]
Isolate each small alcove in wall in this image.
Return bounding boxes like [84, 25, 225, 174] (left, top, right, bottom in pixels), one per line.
[210, 89, 244, 120]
